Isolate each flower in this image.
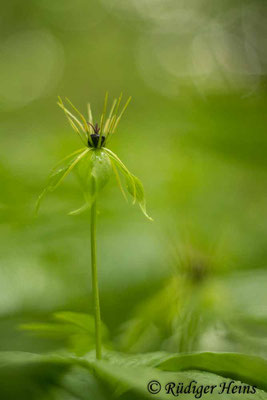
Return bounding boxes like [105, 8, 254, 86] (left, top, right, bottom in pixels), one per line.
[36, 93, 152, 220]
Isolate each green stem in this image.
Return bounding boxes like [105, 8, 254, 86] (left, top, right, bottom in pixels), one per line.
[90, 197, 102, 359]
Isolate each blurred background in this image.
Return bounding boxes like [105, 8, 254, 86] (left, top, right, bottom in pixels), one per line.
[0, 0, 267, 365]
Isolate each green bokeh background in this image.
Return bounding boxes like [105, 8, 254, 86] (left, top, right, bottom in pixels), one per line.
[0, 0, 267, 366]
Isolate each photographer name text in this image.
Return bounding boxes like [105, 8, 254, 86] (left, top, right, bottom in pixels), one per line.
[147, 379, 257, 397]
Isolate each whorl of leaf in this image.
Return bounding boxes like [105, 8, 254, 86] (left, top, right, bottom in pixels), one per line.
[36, 94, 152, 221]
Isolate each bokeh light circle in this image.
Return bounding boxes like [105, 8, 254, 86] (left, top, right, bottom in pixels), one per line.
[0, 30, 64, 110]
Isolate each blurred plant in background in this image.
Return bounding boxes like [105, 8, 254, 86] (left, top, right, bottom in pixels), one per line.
[0, 0, 267, 398]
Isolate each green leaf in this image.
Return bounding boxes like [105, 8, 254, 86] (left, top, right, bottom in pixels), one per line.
[0, 351, 267, 400]
[54, 311, 109, 343]
[53, 312, 95, 335]
[35, 148, 90, 214]
[0, 351, 71, 368]
[98, 350, 169, 369]
[126, 173, 153, 221]
[20, 321, 95, 356]
[20, 322, 80, 338]
[55, 365, 107, 400]
[84, 351, 267, 398]
[50, 149, 90, 190]
[110, 159, 128, 202]
[0, 352, 108, 400]
[90, 358, 267, 400]
[91, 150, 112, 196]
[104, 148, 152, 220]
[67, 149, 112, 214]
[0, 352, 72, 400]
[68, 202, 91, 216]
[155, 352, 267, 392]
[104, 148, 132, 181]
[21, 312, 109, 356]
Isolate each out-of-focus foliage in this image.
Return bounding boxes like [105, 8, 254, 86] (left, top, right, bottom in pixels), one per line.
[1, 349, 267, 399]
[20, 311, 110, 356]
[0, 0, 267, 398]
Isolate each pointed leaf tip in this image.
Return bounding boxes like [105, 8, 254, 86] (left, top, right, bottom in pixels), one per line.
[68, 202, 91, 216]
[104, 148, 153, 221]
[127, 174, 153, 221]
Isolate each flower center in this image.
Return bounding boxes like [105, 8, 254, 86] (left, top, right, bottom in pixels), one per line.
[88, 133, 106, 148]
